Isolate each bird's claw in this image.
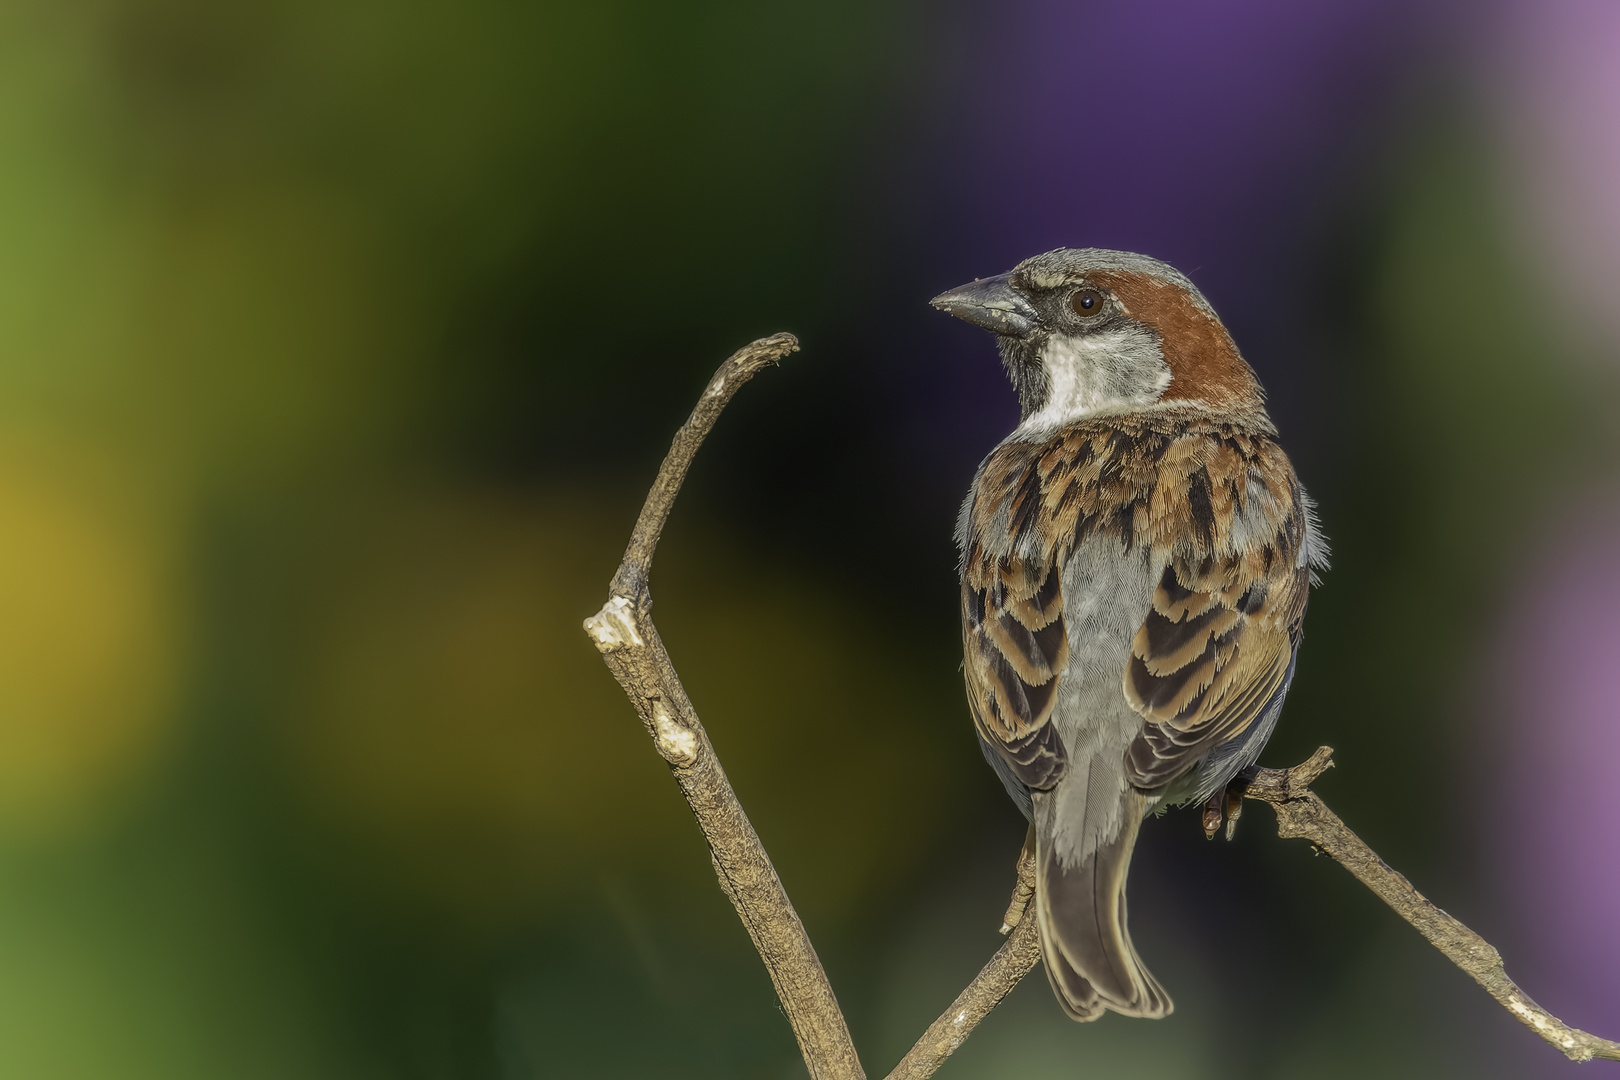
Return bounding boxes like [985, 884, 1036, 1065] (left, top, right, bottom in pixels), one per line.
[1202, 783, 1244, 840]
[1000, 831, 1038, 934]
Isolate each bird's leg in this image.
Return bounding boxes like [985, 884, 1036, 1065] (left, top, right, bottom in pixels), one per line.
[999, 826, 1037, 935]
[1201, 789, 1224, 839]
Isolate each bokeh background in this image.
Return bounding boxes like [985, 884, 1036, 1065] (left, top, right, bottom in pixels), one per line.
[1, 1, 1617, 1077]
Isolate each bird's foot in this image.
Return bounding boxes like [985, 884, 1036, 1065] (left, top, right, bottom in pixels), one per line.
[1201, 790, 1223, 839]
[1201, 783, 1245, 840]
[1224, 785, 1243, 841]
[999, 830, 1037, 935]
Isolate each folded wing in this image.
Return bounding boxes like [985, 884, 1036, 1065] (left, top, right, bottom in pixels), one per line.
[962, 555, 1070, 790]
[1122, 555, 1309, 789]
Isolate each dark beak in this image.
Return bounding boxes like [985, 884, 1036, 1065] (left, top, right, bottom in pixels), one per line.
[930, 273, 1039, 337]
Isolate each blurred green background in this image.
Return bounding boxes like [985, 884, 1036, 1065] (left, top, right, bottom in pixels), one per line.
[0, 1, 1617, 1078]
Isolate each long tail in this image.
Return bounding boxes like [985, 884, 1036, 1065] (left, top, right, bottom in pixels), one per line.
[1033, 772, 1171, 1021]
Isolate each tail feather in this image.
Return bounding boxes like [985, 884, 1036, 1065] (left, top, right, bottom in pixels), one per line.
[1035, 786, 1171, 1021]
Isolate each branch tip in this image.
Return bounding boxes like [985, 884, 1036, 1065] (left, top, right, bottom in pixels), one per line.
[609, 332, 799, 600]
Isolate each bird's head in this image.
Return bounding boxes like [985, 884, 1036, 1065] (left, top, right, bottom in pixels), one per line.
[931, 249, 1266, 433]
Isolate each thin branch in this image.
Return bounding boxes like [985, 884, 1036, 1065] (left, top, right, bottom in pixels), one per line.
[608, 332, 800, 603]
[584, 334, 870, 1080]
[1240, 748, 1620, 1064]
[883, 846, 1041, 1080]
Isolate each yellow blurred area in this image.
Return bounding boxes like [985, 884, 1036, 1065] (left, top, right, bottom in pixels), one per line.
[0, 435, 183, 839]
[282, 488, 965, 929]
[0, 4, 430, 487]
[123, 186, 422, 484]
[0, 163, 423, 488]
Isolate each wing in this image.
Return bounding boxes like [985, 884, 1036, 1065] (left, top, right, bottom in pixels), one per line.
[962, 553, 1070, 790]
[960, 413, 1323, 797]
[1122, 552, 1309, 789]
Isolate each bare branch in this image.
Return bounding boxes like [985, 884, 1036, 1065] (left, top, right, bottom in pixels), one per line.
[884, 847, 1041, 1080]
[1241, 748, 1620, 1064]
[586, 334, 868, 1080]
[884, 920, 1041, 1080]
[609, 332, 800, 603]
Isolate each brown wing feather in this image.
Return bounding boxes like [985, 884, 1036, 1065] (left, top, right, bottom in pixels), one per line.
[960, 410, 1319, 797]
[963, 557, 1070, 789]
[1122, 556, 1307, 788]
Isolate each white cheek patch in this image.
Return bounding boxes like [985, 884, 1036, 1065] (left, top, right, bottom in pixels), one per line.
[1015, 329, 1171, 436]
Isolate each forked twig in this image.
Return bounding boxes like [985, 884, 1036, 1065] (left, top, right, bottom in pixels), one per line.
[585, 338, 1618, 1080]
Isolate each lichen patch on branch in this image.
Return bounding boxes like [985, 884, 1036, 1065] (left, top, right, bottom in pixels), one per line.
[585, 595, 642, 651]
[653, 701, 698, 766]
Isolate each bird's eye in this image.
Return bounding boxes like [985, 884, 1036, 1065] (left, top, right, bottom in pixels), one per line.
[1071, 288, 1104, 317]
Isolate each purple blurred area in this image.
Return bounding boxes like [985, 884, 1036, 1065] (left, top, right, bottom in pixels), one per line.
[1497, 507, 1620, 1038]
[898, 0, 1428, 509]
[1485, 1, 1620, 1067]
[938, 0, 1411, 273]
[1490, 0, 1620, 355]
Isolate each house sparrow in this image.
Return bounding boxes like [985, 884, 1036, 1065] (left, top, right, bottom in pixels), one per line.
[932, 249, 1327, 1021]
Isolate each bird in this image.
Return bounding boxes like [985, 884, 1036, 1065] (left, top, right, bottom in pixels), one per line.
[931, 248, 1327, 1021]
